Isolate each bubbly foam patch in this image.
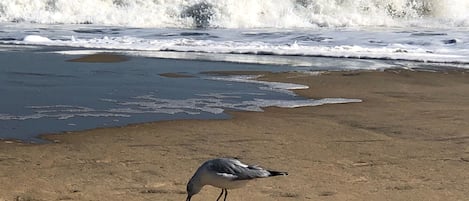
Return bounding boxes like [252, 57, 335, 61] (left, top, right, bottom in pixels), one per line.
[209, 75, 309, 96]
[0, 94, 362, 120]
[0, 95, 361, 121]
[0, 76, 362, 121]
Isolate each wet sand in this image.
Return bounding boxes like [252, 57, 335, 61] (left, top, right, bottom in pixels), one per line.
[1, 69, 469, 201]
[159, 72, 196, 78]
[67, 53, 129, 63]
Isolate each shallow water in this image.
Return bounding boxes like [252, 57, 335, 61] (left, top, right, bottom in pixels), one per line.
[0, 50, 363, 141]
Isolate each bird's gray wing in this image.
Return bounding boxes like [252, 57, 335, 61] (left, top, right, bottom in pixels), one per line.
[207, 158, 270, 180]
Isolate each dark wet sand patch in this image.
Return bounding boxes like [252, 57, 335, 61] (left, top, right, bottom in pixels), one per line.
[159, 73, 195, 78]
[67, 53, 129, 63]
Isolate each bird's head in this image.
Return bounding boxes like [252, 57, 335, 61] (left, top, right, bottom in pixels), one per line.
[186, 177, 202, 201]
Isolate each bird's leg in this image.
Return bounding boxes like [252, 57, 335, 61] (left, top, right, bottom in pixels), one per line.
[216, 189, 224, 201]
[223, 189, 228, 201]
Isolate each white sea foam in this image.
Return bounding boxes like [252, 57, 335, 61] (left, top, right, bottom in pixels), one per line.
[1, 92, 361, 121]
[208, 75, 309, 96]
[1, 2, 468, 66]
[5, 31, 468, 65]
[0, 113, 45, 121]
[241, 98, 362, 111]
[2, 2, 468, 66]
[0, 111, 130, 121]
[23, 35, 52, 43]
[0, 0, 468, 28]
[102, 94, 361, 114]
[0, 98, 336, 121]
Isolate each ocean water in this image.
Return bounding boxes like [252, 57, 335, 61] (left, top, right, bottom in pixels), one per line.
[0, 0, 468, 141]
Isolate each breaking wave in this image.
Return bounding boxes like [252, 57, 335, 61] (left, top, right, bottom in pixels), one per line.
[0, 0, 468, 28]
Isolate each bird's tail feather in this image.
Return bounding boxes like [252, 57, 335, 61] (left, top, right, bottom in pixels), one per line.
[268, 170, 288, 177]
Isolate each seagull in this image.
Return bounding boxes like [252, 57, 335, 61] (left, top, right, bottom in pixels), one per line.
[186, 157, 288, 201]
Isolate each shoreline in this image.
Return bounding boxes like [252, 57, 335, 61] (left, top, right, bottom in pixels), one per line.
[1, 68, 469, 200]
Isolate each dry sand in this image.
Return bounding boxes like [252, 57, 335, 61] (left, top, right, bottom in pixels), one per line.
[1, 69, 468, 201]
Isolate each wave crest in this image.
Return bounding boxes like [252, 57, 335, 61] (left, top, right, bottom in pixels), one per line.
[0, 0, 468, 28]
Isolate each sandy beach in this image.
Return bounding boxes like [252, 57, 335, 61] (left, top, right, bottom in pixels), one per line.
[1, 68, 469, 201]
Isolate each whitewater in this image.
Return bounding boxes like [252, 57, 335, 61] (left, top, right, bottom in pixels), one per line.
[0, 0, 468, 66]
[1, 0, 468, 28]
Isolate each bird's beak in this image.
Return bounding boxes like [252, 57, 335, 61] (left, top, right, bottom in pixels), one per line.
[186, 195, 191, 201]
